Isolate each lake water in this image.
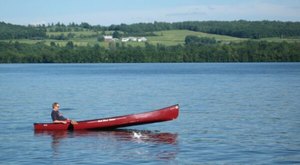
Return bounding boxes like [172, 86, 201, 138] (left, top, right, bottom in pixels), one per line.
[0, 63, 299, 164]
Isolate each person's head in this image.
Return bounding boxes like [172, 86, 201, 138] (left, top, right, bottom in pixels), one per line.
[52, 102, 60, 111]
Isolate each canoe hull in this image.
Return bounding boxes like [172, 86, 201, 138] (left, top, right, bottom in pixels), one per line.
[34, 105, 179, 131]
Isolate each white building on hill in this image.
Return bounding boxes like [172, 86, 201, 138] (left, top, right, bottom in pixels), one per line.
[104, 35, 113, 42]
[138, 37, 147, 42]
[121, 37, 147, 42]
[121, 38, 130, 42]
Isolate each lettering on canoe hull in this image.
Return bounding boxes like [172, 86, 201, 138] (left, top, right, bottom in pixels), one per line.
[97, 118, 116, 123]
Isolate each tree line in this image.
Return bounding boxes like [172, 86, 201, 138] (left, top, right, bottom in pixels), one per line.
[106, 21, 300, 39]
[52, 20, 300, 39]
[0, 22, 46, 40]
[1, 37, 299, 63]
[172, 21, 300, 39]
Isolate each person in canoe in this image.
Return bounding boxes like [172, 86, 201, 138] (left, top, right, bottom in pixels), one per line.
[51, 102, 78, 125]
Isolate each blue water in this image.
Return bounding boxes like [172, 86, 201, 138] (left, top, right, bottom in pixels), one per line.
[0, 63, 299, 164]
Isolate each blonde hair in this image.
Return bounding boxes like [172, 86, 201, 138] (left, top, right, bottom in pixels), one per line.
[52, 102, 59, 109]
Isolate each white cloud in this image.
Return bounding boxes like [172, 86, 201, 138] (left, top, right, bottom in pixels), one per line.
[39, 1, 300, 25]
[162, 2, 300, 21]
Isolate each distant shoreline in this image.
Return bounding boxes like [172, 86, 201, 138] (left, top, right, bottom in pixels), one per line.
[1, 21, 300, 63]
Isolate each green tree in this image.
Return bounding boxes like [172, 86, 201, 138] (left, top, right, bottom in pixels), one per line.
[66, 41, 74, 49]
[50, 41, 56, 47]
[112, 31, 121, 38]
[97, 35, 104, 42]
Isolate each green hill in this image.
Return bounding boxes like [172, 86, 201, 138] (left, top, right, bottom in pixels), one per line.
[1, 20, 300, 47]
[1, 21, 300, 63]
[3, 29, 300, 47]
[149, 30, 246, 45]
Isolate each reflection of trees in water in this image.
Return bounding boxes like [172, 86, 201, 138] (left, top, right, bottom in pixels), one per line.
[34, 129, 179, 161]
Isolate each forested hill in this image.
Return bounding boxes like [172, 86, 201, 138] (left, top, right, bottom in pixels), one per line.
[1, 20, 300, 63]
[1, 20, 300, 39]
[107, 21, 300, 39]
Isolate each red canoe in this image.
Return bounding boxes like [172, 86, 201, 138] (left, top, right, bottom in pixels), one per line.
[34, 104, 179, 131]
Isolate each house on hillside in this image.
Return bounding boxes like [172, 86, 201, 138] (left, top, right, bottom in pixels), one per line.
[121, 38, 130, 42]
[138, 37, 147, 42]
[121, 37, 147, 42]
[128, 37, 137, 42]
[104, 35, 113, 42]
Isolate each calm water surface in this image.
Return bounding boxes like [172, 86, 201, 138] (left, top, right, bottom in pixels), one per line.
[0, 63, 299, 164]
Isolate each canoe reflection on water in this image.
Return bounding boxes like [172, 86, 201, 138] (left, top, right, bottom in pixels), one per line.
[34, 129, 177, 144]
[35, 129, 178, 161]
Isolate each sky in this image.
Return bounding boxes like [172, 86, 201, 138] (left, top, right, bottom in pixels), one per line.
[0, 0, 299, 26]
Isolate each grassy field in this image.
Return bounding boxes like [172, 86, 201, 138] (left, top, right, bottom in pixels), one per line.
[2, 30, 300, 47]
[147, 30, 247, 46]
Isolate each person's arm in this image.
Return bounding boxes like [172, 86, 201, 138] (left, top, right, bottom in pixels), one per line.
[71, 120, 78, 124]
[53, 120, 67, 124]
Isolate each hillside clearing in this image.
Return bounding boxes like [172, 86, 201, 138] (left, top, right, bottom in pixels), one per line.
[2, 30, 300, 47]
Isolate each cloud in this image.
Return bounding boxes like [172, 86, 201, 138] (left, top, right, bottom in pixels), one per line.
[29, 1, 300, 25]
[166, 6, 207, 18]
[162, 2, 300, 21]
[166, 11, 207, 17]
